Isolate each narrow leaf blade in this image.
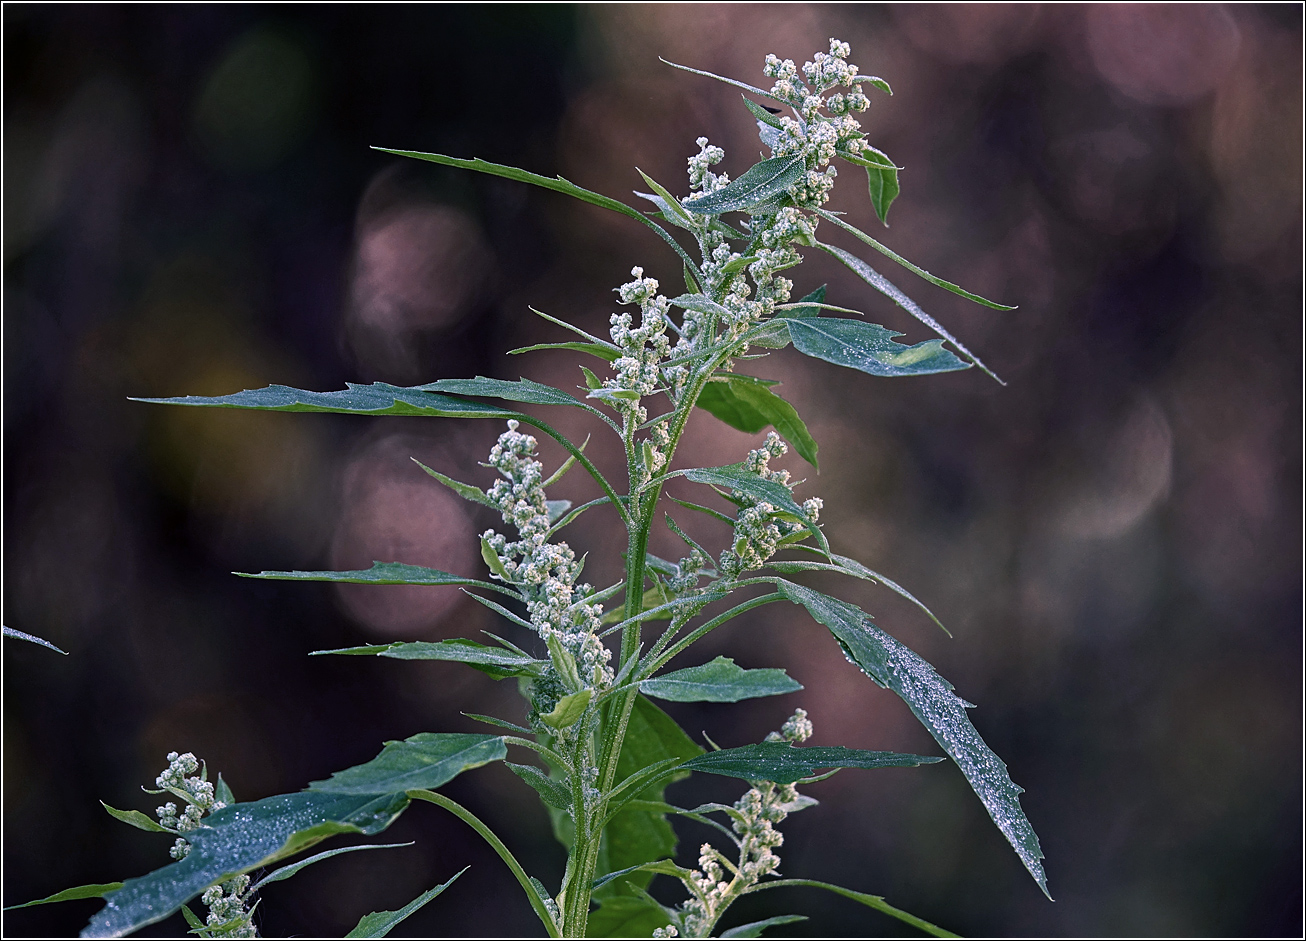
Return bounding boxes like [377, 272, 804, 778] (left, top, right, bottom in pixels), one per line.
[309, 733, 507, 795]
[101, 802, 172, 834]
[674, 465, 827, 555]
[786, 317, 969, 378]
[696, 377, 819, 468]
[721, 914, 809, 938]
[640, 657, 802, 703]
[682, 154, 805, 215]
[252, 842, 413, 891]
[345, 867, 467, 938]
[240, 561, 508, 596]
[683, 742, 940, 784]
[6, 883, 123, 910]
[3, 625, 67, 654]
[132, 382, 517, 419]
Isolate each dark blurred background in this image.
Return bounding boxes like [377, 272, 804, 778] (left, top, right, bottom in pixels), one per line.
[4, 4, 1301, 937]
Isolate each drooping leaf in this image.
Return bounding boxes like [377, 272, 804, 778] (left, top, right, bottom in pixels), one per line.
[721, 914, 809, 938]
[591, 858, 693, 891]
[418, 376, 589, 410]
[854, 75, 894, 95]
[6, 883, 123, 910]
[373, 147, 704, 281]
[666, 465, 827, 554]
[636, 168, 695, 227]
[696, 376, 819, 468]
[506, 762, 571, 811]
[311, 639, 547, 680]
[833, 149, 900, 225]
[101, 802, 172, 834]
[817, 243, 1003, 384]
[596, 696, 704, 898]
[773, 580, 1049, 897]
[768, 550, 950, 636]
[82, 791, 411, 937]
[786, 317, 970, 378]
[681, 154, 805, 215]
[3, 625, 67, 654]
[585, 894, 674, 938]
[132, 382, 517, 419]
[683, 742, 940, 785]
[412, 460, 495, 508]
[251, 842, 413, 891]
[309, 733, 507, 795]
[345, 867, 467, 938]
[240, 560, 510, 597]
[659, 58, 786, 105]
[640, 657, 802, 703]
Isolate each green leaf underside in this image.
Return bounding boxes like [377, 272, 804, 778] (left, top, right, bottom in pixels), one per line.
[3, 625, 67, 654]
[597, 697, 704, 898]
[786, 318, 970, 378]
[254, 842, 413, 890]
[817, 243, 1003, 384]
[640, 657, 802, 703]
[721, 914, 809, 938]
[132, 382, 517, 419]
[82, 791, 410, 937]
[372, 148, 704, 280]
[862, 160, 900, 225]
[683, 742, 940, 784]
[312, 640, 546, 679]
[242, 561, 502, 593]
[682, 154, 806, 215]
[585, 895, 673, 937]
[418, 376, 586, 409]
[696, 377, 819, 468]
[102, 802, 172, 833]
[670, 465, 827, 554]
[7, 883, 124, 910]
[773, 580, 1049, 897]
[309, 733, 507, 795]
[345, 868, 467, 938]
[741, 95, 786, 128]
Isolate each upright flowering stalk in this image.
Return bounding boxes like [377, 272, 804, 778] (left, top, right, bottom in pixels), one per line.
[61, 38, 1047, 941]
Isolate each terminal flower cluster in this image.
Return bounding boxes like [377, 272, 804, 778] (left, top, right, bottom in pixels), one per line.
[482, 422, 612, 691]
[149, 751, 225, 860]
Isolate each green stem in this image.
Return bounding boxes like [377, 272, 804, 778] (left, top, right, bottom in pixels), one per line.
[643, 592, 783, 678]
[406, 789, 560, 938]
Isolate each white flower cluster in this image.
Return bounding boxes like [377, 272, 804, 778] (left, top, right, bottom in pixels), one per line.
[719, 433, 823, 579]
[201, 875, 257, 937]
[151, 751, 226, 859]
[687, 137, 728, 194]
[481, 422, 613, 689]
[659, 710, 817, 938]
[606, 268, 673, 422]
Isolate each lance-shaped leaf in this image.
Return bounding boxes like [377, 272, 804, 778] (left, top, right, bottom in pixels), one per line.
[309, 733, 507, 795]
[251, 842, 413, 891]
[836, 147, 900, 225]
[132, 382, 517, 419]
[683, 742, 940, 785]
[769, 550, 950, 636]
[506, 762, 571, 811]
[418, 376, 590, 410]
[311, 639, 547, 680]
[696, 376, 819, 468]
[741, 94, 785, 128]
[773, 580, 1049, 898]
[586, 895, 674, 937]
[721, 915, 809, 938]
[345, 868, 467, 938]
[3, 625, 67, 654]
[786, 317, 969, 378]
[239, 561, 510, 597]
[682, 154, 805, 215]
[6, 883, 123, 910]
[82, 791, 411, 937]
[373, 147, 704, 281]
[640, 657, 802, 703]
[818, 243, 1004, 384]
[660, 464, 827, 555]
[412, 460, 495, 508]
[509, 341, 622, 361]
[101, 802, 172, 834]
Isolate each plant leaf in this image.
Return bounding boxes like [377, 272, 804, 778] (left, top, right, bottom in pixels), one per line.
[786, 317, 970, 378]
[509, 341, 622, 361]
[82, 791, 411, 937]
[215, 774, 235, 807]
[372, 147, 704, 281]
[666, 465, 827, 555]
[251, 842, 413, 892]
[741, 95, 785, 128]
[768, 550, 950, 636]
[683, 742, 940, 784]
[6, 883, 123, 910]
[659, 57, 787, 105]
[745, 879, 957, 938]
[344, 867, 467, 938]
[585, 895, 674, 937]
[312, 639, 547, 680]
[541, 689, 592, 729]
[721, 914, 809, 937]
[418, 376, 589, 410]
[854, 75, 894, 94]
[179, 904, 204, 930]
[600, 583, 671, 625]
[636, 168, 694, 226]
[815, 209, 1015, 310]
[773, 580, 1049, 897]
[411, 460, 495, 508]
[3, 625, 67, 654]
[240, 560, 510, 597]
[785, 284, 826, 319]
[817, 243, 1003, 384]
[101, 802, 172, 834]
[132, 382, 517, 419]
[506, 762, 571, 811]
[681, 154, 805, 215]
[640, 657, 802, 703]
[696, 376, 819, 468]
[309, 733, 507, 795]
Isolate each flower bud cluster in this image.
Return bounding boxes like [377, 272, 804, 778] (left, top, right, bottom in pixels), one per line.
[202, 875, 256, 937]
[152, 751, 227, 858]
[481, 422, 613, 691]
[687, 137, 728, 194]
[606, 267, 673, 422]
[668, 548, 710, 594]
[719, 433, 822, 579]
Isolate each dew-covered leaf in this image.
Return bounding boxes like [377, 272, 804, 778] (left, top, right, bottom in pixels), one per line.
[666, 465, 827, 554]
[312, 639, 547, 680]
[758, 120, 783, 152]
[412, 460, 494, 508]
[600, 583, 672, 625]
[773, 580, 1049, 897]
[640, 657, 802, 703]
[682, 154, 805, 215]
[82, 791, 411, 937]
[768, 551, 950, 636]
[854, 75, 893, 95]
[418, 376, 588, 410]
[101, 802, 172, 834]
[6, 883, 123, 910]
[696, 376, 818, 468]
[786, 317, 970, 378]
[741, 95, 785, 128]
[3, 625, 67, 654]
[636, 169, 694, 227]
[659, 58, 786, 104]
[132, 382, 517, 419]
[506, 762, 571, 811]
[785, 284, 826, 319]
[344, 867, 466, 938]
[240, 560, 508, 596]
[546, 499, 572, 523]
[215, 774, 236, 807]
[309, 734, 506, 795]
[509, 341, 622, 361]
[541, 689, 592, 729]
[683, 742, 940, 785]
[721, 914, 809, 937]
[585, 894, 674, 937]
[251, 842, 413, 891]
[670, 293, 731, 319]
[817, 243, 1003, 384]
